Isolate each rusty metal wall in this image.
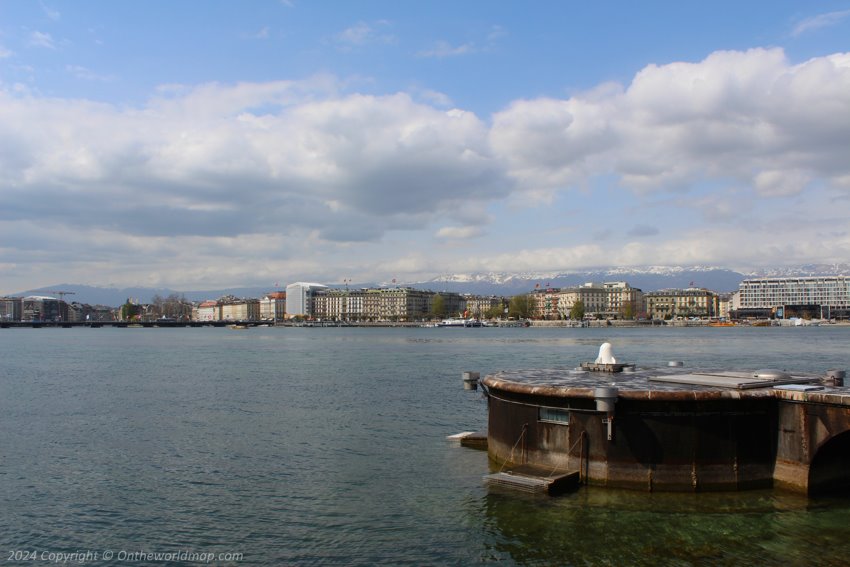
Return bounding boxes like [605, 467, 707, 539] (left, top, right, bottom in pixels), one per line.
[488, 388, 780, 491]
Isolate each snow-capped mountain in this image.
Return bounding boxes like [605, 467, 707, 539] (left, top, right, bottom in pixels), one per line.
[414, 266, 747, 295]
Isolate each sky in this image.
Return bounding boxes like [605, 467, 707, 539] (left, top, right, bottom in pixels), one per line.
[1, 1, 850, 294]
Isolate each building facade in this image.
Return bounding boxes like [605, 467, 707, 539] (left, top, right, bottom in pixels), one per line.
[260, 291, 287, 322]
[0, 297, 21, 322]
[526, 282, 643, 320]
[194, 300, 220, 322]
[463, 295, 504, 318]
[21, 296, 66, 322]
[285, 283, 328, 319]
[309, 287, 464, 322]
[644, 288, 719, 320]
[220, 297, 260, 322]
[736, 276, 850, 319]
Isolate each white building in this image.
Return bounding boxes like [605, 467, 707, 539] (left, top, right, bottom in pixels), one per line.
[260, 292, 286, 322]
[285, 282, 328, 318]
[737, 276, 850, 318]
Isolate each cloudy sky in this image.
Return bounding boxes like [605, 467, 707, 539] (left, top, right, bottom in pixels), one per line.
[1, 1, 850, 294]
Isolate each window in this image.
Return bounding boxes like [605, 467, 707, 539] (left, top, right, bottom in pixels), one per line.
[539, 407, 570, 424]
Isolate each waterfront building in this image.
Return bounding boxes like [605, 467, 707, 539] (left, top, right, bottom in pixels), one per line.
[194, 300, 221, 322]
[361, 287, 441, 321]
[434, 291, 464, 319]
[260, 291, 287, 322]
[67, 302, 116, 323]
[21, 295, 66, 322]
[312, 288, 365, 321]
[463, 295, 504, 319]
[0, 296, 21, 322]
[285, 282, 328, 319]
[536, 282, 643, 320]
[717, 293, 734, 320]
[644, 288, 719, 320]
[603, 281, 644, 319]
[309, 287, 464, 322]
[220, 297, 260, 322]
[529, 287, 562, 320]
[736, 276, 850, 319]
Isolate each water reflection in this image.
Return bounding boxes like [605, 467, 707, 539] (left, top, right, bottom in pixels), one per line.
[478, 484, 850, 566]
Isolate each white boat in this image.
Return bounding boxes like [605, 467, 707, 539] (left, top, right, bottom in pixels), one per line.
[437, 318, 482, 328]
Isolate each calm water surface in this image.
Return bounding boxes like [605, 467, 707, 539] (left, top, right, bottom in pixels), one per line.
[3, 325, 850, 566]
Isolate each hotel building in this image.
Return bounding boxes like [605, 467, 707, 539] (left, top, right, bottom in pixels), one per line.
[736, 276, 850, 319]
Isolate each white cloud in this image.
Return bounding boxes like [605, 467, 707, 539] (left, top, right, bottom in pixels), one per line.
[0, 81, 507, 246]
[417, 40, 475, 58]
[40, 2, 60, 21]
[0, 45, 12, 58]
[792, 10, 850, 37]
[65, 65, 115, 82]
[28, 30, 56, 49]
[435, 226, 484, 240]
[335, 21, 395, 48]
[491, 48, 850, 199]
[753, 169, 810, 197]
[3, 47, 850, 290]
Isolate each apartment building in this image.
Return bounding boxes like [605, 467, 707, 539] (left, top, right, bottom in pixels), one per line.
[309, 287, 464, 321]
[260, 291, 286, 322]
[527, 282, 643, 320]
[220, 297, 260, 322]
[644, 288, 719, 320]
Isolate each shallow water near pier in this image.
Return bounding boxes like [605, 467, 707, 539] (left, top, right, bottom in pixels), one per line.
[3, 325, 850, 565]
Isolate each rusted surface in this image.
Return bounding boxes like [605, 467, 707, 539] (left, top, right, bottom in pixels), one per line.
[484, 366, 850, 494]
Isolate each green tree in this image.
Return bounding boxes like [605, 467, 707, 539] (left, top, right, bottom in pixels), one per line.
[431, 294, 446, 318]
[508, 294, 533, 319]
[621, 301, 635, 320]
[121, 298, 140, 321]
[485, 302, 506, 319]
[570, 300, 586, 321]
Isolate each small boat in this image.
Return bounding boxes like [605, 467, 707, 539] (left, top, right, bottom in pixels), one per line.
[229, 324, 249, 330]
[437, 318, 482, 328]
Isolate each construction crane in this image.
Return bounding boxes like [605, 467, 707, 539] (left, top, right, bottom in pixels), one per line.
[46, 290, 76, 303]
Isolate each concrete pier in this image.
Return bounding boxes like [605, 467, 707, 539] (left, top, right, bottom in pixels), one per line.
[482, 366, 850, 494]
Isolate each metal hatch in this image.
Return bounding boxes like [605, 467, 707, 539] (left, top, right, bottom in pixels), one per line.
[648, 370, 822, 390]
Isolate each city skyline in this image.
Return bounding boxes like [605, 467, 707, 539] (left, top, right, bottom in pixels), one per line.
[2, 1, 850, 295]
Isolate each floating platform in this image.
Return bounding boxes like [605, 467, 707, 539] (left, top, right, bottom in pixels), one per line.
[484, 464, 580, 495]
[447, 430, 488, 449]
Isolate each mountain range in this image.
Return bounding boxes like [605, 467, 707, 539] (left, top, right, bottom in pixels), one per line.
[11, 264, 850, 307]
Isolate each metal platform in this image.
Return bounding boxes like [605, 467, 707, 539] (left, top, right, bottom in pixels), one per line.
[446, 430, 488, 449]
[484, 465, 580, 495]
[648, 371, 823, 390]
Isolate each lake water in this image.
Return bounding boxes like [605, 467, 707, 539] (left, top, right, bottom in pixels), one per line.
[3, 325, 850, 566]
